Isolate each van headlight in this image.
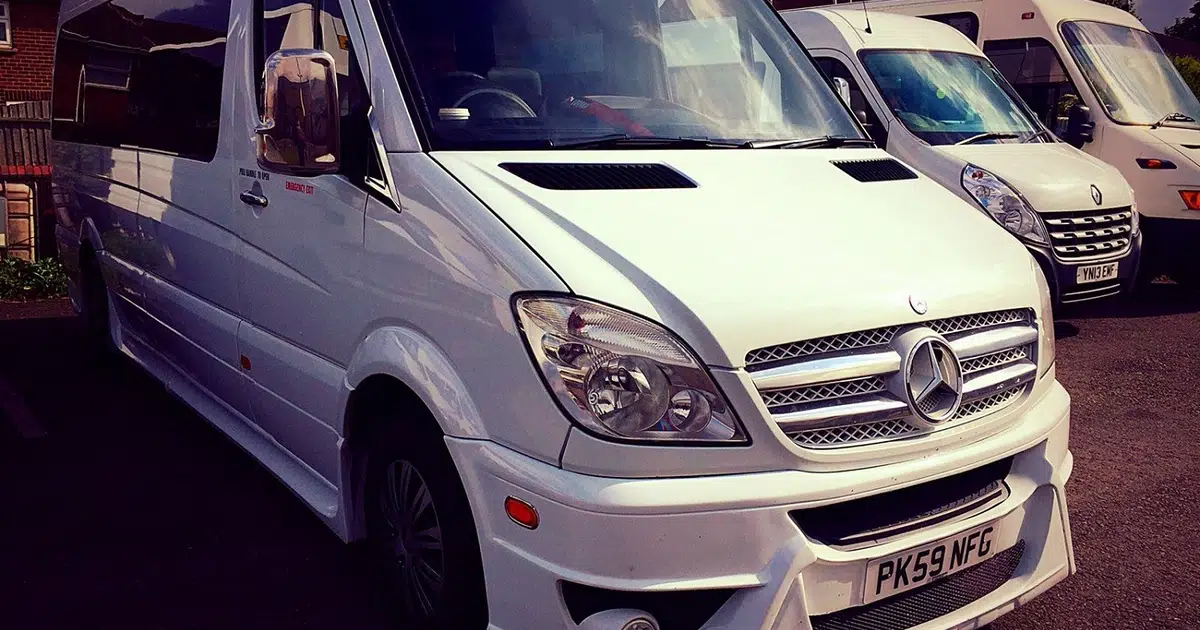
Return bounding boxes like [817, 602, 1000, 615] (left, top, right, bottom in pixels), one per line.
[963, 165, 1050, 245]
[1033, 260, 1056, 377]
[515, 295, 746, 443]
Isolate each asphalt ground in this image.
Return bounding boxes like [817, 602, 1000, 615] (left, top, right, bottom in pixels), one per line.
[1, 285, 1197, 630]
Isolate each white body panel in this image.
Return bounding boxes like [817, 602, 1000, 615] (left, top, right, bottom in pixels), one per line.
[50, 0, 1076, 627]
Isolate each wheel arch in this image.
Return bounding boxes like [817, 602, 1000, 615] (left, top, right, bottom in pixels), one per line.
[338, 325, 490, 540]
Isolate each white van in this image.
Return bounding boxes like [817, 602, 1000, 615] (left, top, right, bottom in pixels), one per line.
[783, 8, 1141, 306]
[51, 0, 1074, 629]
[827, 0, 1200, 286]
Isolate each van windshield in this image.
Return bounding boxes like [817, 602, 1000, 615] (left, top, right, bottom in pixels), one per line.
[861, 50, 1045, 146]
[1063, 20, 1200, 127]
[378, 0, 863, 149]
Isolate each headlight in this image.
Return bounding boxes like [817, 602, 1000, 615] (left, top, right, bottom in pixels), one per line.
[962, 165, 1050, 245]
[515, 295, 746, 443]
[1033, 259, 1056, 377]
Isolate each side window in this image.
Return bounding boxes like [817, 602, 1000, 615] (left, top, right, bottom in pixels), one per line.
[51, 0, 230, 161]
[984, 38, 1080, 132]
[924, 12, 980, 44]
[258, 0, 375, 185]
[814, 57, 889, 148]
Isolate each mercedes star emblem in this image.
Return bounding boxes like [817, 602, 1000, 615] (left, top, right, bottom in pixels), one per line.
[1091, 185, 1103, 206]
[905, 338, 964, 424]
[909, 295, 928, 315]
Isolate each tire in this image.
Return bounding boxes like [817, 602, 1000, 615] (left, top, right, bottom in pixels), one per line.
[364, 414, 488, 630]
[80, 247, 114, 350]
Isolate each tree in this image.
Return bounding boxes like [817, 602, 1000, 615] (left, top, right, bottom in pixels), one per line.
[1173, 55, 1200, 97]
[1093, 0, 1139, 18]
[1167, 2, 1200, 42]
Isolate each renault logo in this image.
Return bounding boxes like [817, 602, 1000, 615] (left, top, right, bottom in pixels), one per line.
[1091, 185, 1103, 206]
[905, 338, 964, 424]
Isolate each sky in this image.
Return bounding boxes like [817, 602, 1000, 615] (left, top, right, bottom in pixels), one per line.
[1136, 0, 1194, 33]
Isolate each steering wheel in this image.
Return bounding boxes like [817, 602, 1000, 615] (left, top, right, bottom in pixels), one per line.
[454, 89, 537, 119]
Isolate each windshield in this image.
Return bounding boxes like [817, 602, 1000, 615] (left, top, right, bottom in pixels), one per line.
[377, 0, 863, 149]
[1062, 20, 1200, 127]
[861, 50, 1044, 146]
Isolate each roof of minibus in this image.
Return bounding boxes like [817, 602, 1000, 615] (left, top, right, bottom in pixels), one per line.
[786, 8, 983, 56]
[844, 0, 1148, 34]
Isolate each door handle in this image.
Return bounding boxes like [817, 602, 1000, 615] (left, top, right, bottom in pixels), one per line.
[240, 190, 269, 208]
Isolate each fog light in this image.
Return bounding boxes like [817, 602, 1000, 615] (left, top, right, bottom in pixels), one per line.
[1180, 190, 1200, 210]
[504, 496, 539, 529]
[578, 609, 660, 630]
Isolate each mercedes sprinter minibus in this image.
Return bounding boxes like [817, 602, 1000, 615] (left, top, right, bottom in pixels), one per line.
[52, 0, 1075, 628]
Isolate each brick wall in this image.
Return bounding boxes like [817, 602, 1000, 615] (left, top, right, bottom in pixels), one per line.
[0, 1, 58, 94]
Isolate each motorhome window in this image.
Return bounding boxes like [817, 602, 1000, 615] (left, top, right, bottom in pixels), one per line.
[861, 50, 1042, 146]
[982, 38, 1079, 131]
[258, 0, 374, 184]
[1062, 20, 1200, 127]
[814, 56, 888, 147]
[923, 12, 980, 43]
[376, 0, 863, 149]
[51, 0, 231, 162]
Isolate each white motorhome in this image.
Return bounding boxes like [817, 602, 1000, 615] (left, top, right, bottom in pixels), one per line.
[52, 0, 1074, 628]
[818, 0, 1200, 286]
[783, 8, 1141, 305]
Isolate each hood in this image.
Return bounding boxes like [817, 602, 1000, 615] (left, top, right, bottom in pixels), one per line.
[932, 142, 1133, 213]
[435, 150, 1039, 368]
[1143, 125, 1200, 170]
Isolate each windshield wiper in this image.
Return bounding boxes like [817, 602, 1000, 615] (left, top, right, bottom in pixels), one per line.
[550, 135, 745, 150]
[955, 132, 1021, 146]
[745, 136, 876, 149]
[1151, 112, 1198, 129]
[1022, 129, 1054, 143]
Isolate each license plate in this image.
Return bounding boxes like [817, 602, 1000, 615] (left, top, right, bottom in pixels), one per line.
[864, 522, 1000, 604]
[1076, 262, 1118, 284]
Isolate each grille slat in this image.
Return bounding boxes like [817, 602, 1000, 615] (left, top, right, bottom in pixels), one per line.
[1045, 206, 1134, 261]
[746, 310, 1029, 370]
[761, 376, 887, 410]
[961, 345, 1030, 375]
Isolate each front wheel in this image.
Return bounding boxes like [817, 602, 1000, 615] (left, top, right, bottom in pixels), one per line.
[364, 421, 488, 629]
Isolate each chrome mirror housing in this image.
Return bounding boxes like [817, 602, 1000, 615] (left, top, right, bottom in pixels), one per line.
[257, 49, 340, 175]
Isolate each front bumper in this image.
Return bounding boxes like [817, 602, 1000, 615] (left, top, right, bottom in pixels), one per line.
[1029, 232, 1142, 305]
[450, 381, 1075, 630]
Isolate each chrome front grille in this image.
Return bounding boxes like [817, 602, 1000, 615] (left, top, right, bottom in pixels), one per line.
[748, 310, 1037, 449]
[1044, 206, 1134, 261]
[746, 310, 1028, 370]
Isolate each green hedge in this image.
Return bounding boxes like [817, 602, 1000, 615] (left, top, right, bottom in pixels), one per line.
[1174, 55, 1200, 99]
[0, 257, 68, 301]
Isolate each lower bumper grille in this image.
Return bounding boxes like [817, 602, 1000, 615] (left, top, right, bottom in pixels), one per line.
[810, 541, 1025, 630]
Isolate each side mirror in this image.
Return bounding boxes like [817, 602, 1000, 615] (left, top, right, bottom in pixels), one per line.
[257, 49, 340, 175]
[832, 77, 852, 107]
[1065, 103, 1095, 149]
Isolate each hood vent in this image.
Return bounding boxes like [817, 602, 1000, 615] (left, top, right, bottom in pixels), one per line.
[832, 158, 918, 183]
[500, 163, 696, 190]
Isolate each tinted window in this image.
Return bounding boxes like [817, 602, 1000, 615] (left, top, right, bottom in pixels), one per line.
[924, 12, 980, 43]
[258, 0, 374, 183]
[376, 0, 863, 150]
[984, 38, 1080, 131]
[52, 0, 231, 161]
[815, 57, 888, 147]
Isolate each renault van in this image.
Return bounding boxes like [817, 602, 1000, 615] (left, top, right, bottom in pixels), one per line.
[52, 0, 1074, 628]
[782, 8, 1141, 305]
[814, 0, 1200, 286]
